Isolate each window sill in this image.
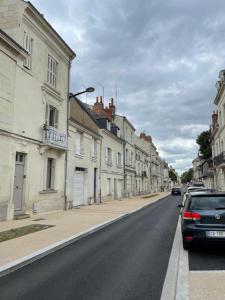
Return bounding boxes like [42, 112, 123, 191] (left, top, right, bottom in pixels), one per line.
[106, 162, 112, 166]
[22, 66, 33, 77]
[76, 153, 84, 158]
[92, 156, 97, 161]
[39, 189, 58, 194]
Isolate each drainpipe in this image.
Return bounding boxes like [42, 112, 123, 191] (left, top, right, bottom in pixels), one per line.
[99, 137, 102, 203]
[64, 61, 72, 210]
[123, 117, 126, 197]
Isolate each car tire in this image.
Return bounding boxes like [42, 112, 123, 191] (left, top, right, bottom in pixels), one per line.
[182, 239, 191, 251]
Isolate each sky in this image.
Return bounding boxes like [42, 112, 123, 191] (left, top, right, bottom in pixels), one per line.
[31, 0, 225, 174]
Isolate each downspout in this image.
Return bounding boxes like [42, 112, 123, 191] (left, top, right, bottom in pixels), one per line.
[99, 136, 102, 203]
[123, 117, 126, 197]
[64, 61, 72, 210]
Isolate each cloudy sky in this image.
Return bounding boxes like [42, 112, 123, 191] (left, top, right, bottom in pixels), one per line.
[32, 0, 225, 174]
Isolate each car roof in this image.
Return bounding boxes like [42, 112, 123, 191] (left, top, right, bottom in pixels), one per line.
[190, 192, 225, 197]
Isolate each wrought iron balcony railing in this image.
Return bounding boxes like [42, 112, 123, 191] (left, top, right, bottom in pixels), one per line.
[214, 152, 225, 166]
[43, 126, 67, 149]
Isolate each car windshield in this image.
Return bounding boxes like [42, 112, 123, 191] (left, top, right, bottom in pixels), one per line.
[189, 196, 225, 210]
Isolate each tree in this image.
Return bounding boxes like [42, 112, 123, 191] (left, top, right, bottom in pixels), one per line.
[181, 168, 193, 183]
[196, 130, 212, 159]
[169, 169, 177, 182]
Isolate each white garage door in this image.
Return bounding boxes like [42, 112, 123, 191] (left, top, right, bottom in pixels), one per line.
[73, 171, 84, 206]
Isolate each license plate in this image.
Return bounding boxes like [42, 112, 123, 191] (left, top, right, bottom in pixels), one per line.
[206, 231, 225, 238]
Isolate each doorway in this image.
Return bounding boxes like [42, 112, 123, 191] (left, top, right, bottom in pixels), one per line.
[13, 153, 26, 214]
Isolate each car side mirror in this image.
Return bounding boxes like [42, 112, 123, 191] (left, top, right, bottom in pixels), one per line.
[177, 204, 184, 208]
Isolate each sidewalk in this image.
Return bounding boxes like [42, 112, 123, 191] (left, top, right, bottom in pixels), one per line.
[0, 192, 169, 268]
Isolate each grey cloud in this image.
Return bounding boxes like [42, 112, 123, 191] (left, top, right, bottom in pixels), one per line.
[31, 0, 225, 173]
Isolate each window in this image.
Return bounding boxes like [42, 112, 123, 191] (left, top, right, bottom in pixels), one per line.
[45, 104, 58, 128]
[131, 152, 133, 166]
[46, 158, 55, 190]
[117, 128, 120, 137]
[23, 32, 32, 69]
[47, 55, 57, 88]
[105, 147, 112, 165]
[117, 152, 122, 167]
[91, 138, 97, 159]
[106, 120, 111, 131]
[76, 132, 83, 155]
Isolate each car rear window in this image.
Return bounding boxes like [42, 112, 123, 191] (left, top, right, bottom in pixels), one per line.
[172, 188, 180, 191]
[189, 196, 225, 210]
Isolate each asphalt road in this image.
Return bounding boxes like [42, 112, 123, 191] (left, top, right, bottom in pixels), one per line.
[0, 195, 180, 300]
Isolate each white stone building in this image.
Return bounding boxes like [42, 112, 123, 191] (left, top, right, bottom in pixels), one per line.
[0, 0, 75, 220]
[66, 96, 102, 207]
[87, 97, 124, 201]
[114, 115, 136, 197]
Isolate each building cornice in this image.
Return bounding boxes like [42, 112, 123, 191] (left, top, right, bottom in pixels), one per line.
[0, 29, 27, 58]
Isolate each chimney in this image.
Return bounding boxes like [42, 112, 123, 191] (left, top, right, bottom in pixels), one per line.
[106, 98, 116, 121]
[140, 132, 146, 140]
[93, 96, 104, 115]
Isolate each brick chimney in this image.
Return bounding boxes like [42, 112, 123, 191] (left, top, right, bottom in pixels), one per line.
[145, 135, 152, 143]
[105, 98, 116, 121]
[140, 132, 146, 140]
[93, 96, 105, 115]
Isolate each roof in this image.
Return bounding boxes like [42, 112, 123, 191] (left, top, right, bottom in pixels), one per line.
[25, 1, 76, 59]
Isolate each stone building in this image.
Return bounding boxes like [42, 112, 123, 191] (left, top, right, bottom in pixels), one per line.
[0, 0, 75, 220]
[66, 96, 102, 207]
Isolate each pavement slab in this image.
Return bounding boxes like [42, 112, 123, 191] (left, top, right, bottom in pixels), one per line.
[0, 192, 168, 267]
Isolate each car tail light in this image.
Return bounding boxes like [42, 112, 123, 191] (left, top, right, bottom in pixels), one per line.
[184, 236, 193, 241]
[183, 211, 201, 221]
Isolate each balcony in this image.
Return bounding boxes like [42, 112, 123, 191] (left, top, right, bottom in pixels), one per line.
[43, 126, 67, 149]
[214, 152, 225, 167]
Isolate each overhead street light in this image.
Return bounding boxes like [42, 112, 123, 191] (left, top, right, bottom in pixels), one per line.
[69, 87, 95, 97]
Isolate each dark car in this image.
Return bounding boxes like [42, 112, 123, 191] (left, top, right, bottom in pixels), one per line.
[171, 187, 181, 195]
[179, 192, 225, 250]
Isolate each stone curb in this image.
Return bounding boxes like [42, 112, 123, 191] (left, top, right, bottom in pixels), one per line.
[160, 216, 189, 300]
[0, 194, 168, 278]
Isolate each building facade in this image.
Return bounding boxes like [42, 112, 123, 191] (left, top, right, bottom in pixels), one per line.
[114, 115, 136, 197]
[0, 0, 75, 220]
[211, 70, 225, 191]
[67, 96, 101, 207]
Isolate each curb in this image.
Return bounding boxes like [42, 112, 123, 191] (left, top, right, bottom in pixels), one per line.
[0, 194, 168, 278]
[160, 216, 189, 300]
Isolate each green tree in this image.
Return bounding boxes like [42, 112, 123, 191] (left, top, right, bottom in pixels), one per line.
[169, 169, 177, 182]
[196, 130, 212, 159]
[181, 168, 193, 183]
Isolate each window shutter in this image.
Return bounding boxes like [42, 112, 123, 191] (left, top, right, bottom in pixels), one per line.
[91, 139, 94, 157]
[111, 150, 113, 165]
[76, 133, 81, 155]
[45, 103, 49, 126]
[54, 109, 59, 128]
[105, 147, 108, 162]
[116, 153, 119, 166]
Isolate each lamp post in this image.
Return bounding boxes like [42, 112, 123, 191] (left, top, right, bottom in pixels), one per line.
[69, 87, 95, 98]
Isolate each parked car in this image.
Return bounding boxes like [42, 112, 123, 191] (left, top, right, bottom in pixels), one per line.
[192, 182, 204, 187]
[171, 187, 181, 195]
[179, 192, 225, 250]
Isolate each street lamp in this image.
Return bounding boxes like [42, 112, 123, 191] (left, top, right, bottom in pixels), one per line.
[69, 87, 95, 97]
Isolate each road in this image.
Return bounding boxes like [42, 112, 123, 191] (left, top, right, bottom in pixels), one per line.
[0, 195, 180, 300]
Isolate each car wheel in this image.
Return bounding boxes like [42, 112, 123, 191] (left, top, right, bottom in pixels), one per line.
[182, 239, 191, 251]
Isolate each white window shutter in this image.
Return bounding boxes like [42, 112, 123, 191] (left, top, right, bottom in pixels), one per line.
[45, 104, 49, 126]
[105, 147, 108, 162]
[54, 109, 59, 128]
[76, 132, 81, 155]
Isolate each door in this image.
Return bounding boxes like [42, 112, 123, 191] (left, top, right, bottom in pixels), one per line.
[114, 179, 117, 200]
[13, 153, 25, 213]
[73, 171, 84, 206]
